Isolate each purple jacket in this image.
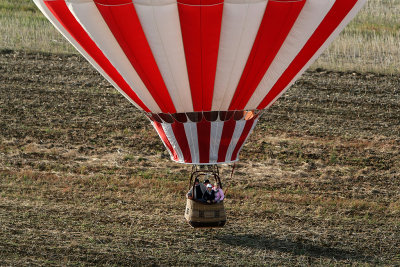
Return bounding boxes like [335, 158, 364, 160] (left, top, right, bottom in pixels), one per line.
[214, 188, 224, 202]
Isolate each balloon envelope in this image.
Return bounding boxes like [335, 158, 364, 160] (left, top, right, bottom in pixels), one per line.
[33, 0, 366, 164]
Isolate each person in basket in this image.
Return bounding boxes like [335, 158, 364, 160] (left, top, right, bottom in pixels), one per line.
[213, 183, 224, 203]
[202, 184, 215, 204]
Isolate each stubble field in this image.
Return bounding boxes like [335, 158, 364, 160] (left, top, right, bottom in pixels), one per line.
[0, 50, 399, 266]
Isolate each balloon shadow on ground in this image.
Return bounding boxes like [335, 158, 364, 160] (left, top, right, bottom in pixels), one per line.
[216, 234, 375, 263]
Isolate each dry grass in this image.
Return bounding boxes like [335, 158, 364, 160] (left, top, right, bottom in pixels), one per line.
[314, 0, 400, 74]
[0, 51, 399, 265]
[0, 0, 399, 74]
[1, 167, 399, 266]
[0, 0, 76, 53]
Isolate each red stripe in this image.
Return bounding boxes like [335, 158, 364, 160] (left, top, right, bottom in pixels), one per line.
[95, 0, 132, 4]
[230, 119, 256, 161]
[95, 1, 176, 113]
[257, 0, 359, 109]
[229, 0, 305, 111]
[44, 1, 150, 112]
[153, 122, 179, 161]
[196, 119, 211, 163]
[171, 122, 192, 163]
[217, 119, 236, 163]
[178, 0, 223, 111]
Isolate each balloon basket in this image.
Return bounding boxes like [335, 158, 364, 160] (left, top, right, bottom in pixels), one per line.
[184, 199, 226, 228]
[184, 165, 227, 228]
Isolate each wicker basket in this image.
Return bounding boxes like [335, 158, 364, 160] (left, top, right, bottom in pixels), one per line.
[184, 198, 226, 228]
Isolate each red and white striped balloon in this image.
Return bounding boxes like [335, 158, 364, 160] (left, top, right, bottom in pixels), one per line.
[33, 0, 366, 164]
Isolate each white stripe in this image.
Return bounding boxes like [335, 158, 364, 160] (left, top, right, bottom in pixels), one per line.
[66, 1, 162, 112]
[184, 123, 200, 163]
[161, 124, 185, 163]
[225, 120, 246, 162]
[209, 121, 225, 163]
[135, 3, 193, 112]
[264, 0, 367, 109]
[32, 0, 143, 110]
[234, 119, 258, 161]
[134, 0, 176, 5]
[151, 122, 174, 160]
[212, 1, 268, 111]
[245, 0, 336, 109]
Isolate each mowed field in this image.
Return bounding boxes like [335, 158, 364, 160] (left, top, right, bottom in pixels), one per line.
[1, 51, 399, 266]
[1, 0, 400, 266]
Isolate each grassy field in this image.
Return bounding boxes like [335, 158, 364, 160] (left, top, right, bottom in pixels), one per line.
[0, 51, 399, 265]
[1, 0, 399, 74]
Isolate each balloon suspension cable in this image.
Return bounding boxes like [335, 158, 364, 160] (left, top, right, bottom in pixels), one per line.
[230, 163, 236, 180]
[189, 165, 222, 191]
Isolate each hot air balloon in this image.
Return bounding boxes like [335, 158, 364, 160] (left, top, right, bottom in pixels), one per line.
[33, 0, 367, 227]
